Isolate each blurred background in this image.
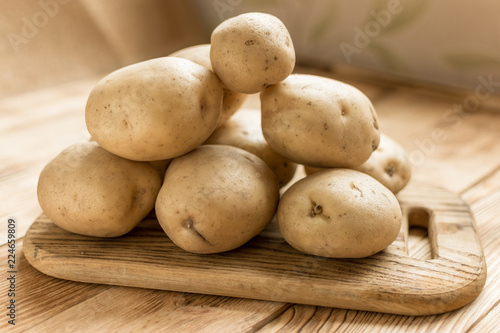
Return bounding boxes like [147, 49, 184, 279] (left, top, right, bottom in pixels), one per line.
[1, 0, 500, 99]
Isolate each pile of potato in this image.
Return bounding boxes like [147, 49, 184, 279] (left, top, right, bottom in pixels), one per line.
[37, 13, 411, 258]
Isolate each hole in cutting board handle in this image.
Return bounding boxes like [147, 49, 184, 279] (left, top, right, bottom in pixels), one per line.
[407, 207, 438, 260]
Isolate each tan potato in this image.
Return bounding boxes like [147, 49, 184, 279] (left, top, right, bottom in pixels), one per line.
[261, 74, 380, 168]
[148, 159, 172, 180]
[304, 134, 412, 194]
[155, 145, 279, 254]
[277, 168, 402, 258]
[210, 12, 295, 94]
[85, 57, 223, 161]
[169, 44, 247, 125]
[89, 136, 172, 180]
[169, 44, 213, 69]
[37, 141, 162, 237]
[302, 165, 325, 176]
[204, 108, 297, 188]
[356, 134, 411, 194]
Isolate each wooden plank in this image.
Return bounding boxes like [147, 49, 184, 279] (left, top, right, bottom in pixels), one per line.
[0, 239, 290, 332]
[22, 181, 486, 316]
[468, 304, 500, 333]
[0, 240, 112, 332]
[461, 166, 500, 205]
[373, 89, 455, 141]
[258, 304, 335, 332]
[402, 111, 500, 193]
[258, 306, 413, 332]
[22, 288, 289, 333]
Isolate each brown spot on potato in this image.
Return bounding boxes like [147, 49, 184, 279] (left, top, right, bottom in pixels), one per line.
[183, 218, 194, 229]
[350, 182, 363, 197]
[385, 164, 395, 177]
[132, 188, 146, 206]
[311, 200, 323, 217]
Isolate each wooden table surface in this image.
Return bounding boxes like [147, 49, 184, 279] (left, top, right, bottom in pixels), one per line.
[1, 66, 499, 332]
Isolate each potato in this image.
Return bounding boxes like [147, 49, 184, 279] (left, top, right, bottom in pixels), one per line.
[149, 159, 172, 180]
[155, 145, 279, 254]
[169, 44, 247, 126]
[89, 135, 172, 180]
[85, 56, 223, 161]
[37, 141, 162, 237]
[169, 44, 212, 68]
[356, 134, 411, 194]
[204, 108, 297, 188]
[210, 12, 295, 94]
[277, 168, 402, 258]
[305, 133, 412, 194]
[261, 74, 380, 168]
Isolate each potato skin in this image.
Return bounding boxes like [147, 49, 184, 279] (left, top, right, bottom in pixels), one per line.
[355, 134, 411, 194]
[304, 134, 412, 194]
[261, 74, 380, 168]
[169, 44, 213, 69]
[148, 159, 172, 180]
[155, 145, 279, 254]
[210, 12, 295, 94]
[85, 57, 223, 161]
[277, 168, 402, 258]
[169, 44, 247, 126]
[204, 108, 297, 188]
[37, 141, 162, 237]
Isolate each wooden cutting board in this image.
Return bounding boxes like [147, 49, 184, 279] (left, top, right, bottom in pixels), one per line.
[23, 181, 486, 316]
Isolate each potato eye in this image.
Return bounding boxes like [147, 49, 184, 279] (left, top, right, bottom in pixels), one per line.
[385, 164, 395, 177]
[311, 201, 323, 217]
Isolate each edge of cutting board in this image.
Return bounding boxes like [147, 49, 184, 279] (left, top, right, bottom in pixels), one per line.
[23, 180, 487, 316]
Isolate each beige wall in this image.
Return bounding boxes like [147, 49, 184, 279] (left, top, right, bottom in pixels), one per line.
[0, 0, 207, 98]
[3, 0, 499, 98]
[192, 0, 500, 95]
